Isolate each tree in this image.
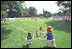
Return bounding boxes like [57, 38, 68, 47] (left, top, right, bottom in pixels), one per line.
[1, 10, 8, 18]
[57, 1, 71, 16]
[22, 7, 29, 17]
[7, 1, 25, 17]
[43, 11, 52, 17]
[1, 1, 26, 18]
[1, 1, 9, 18]
[28, 7, 37, 17]
[57, 11, 63, 16]
[38, 14, 43, 16]
[57, 1, 71, 10]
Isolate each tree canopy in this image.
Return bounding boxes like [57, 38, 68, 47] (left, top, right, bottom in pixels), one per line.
[1, 1, 26, 18]
[57, 1, 71, 16]
[28, 7, 37, 17]
[43, 10, 52, 17]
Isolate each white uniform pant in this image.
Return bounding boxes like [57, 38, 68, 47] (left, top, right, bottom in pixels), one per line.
[46, 39, 56, 47]
[27, 39, 31, 45]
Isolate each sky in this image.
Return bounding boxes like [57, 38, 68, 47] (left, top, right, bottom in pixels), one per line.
[25, 1, 60, 14]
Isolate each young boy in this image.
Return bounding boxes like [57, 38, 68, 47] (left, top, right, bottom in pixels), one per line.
[35, 26, 43, 37]
[27, 32, 32, 45]
[44, 26, 56, 48]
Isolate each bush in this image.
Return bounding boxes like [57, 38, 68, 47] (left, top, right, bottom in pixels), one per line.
[1, 11, 8, 18]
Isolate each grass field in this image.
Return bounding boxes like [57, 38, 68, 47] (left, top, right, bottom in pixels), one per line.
[1, 18, 71, 48]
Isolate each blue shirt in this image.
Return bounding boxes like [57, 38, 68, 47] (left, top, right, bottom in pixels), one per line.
[27, 35, 32, 40]
[46, 32, 54, 40]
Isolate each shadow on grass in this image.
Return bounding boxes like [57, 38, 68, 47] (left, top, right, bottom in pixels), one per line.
[1, 22, 9, 25]
[45, 20, 71, 33]
[40, 46, 56, 48]
[22, 44, 29, 48]
[1, 27, 12, 40]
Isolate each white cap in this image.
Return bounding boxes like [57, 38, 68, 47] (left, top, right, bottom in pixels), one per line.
[48, 26, 52, 28]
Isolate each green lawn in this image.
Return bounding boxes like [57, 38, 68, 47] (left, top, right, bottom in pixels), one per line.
[1, 18, 71, 48]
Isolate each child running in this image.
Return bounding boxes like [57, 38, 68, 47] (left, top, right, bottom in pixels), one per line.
[44, 26, 56, 48]
[27, 32, 32, 45]
[35, 26, 43, 36]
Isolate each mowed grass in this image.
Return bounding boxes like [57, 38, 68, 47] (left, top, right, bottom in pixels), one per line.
[1, 18, 71, 48]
